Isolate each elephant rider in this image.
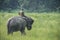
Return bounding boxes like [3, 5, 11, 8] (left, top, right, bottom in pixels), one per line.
[18, 10, 26, 17]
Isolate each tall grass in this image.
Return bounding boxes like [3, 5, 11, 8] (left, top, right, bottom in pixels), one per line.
[0, 12, 60, 40]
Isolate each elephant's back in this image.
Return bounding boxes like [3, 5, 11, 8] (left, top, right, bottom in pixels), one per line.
[7, 16, 26, 27]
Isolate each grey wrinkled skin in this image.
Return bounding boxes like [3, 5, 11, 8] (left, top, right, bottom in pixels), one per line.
[7, 16, 34, 35]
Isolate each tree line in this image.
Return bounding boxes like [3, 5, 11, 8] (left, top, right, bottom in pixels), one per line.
[0, 0, 60, 12]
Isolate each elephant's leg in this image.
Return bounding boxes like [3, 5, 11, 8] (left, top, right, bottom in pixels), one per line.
[8, 29, 13, 35]
[10, 31, 13, 35]
[20, 27, 26, 35]
[20, 30, 26, 35]
[8, 27, 13, 35]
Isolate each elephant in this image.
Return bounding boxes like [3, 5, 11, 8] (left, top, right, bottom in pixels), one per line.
[7, 16, 34, 35]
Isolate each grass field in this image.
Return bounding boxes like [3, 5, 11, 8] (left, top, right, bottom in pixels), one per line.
[0, 12, 60, 40]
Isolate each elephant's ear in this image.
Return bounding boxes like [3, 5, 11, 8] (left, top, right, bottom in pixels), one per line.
[22, 17, 28, 21]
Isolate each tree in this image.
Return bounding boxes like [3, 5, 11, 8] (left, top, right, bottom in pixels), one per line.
[0, 0, 60, 12]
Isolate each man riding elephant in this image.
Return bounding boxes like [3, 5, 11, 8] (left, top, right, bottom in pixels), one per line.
[7, 11, 34, 35]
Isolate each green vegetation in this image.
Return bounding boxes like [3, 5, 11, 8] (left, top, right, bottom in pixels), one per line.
[0, 12, 60, 40]
[0, 0, 60, 12]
